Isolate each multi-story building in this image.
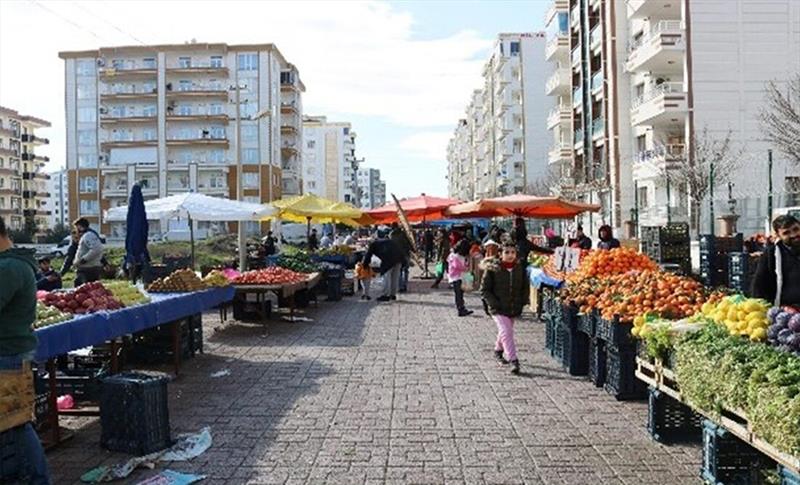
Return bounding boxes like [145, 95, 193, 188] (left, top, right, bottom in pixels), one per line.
[0, 106, 51, 233]
[447, 33, 550, 200]
[280, 64, 305, 196]
[47, 169, 70, 228]
[59, 42, 300, 238]
[546, 0, 800, 237]
[356, 167, 386, 209]
[301, 116, 361, 204]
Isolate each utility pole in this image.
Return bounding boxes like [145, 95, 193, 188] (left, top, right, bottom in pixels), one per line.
[709, 160, 715, 237]
[230, 80, 246, 272]
[767, 149, 774, 222]
[666, 174, 671, 224]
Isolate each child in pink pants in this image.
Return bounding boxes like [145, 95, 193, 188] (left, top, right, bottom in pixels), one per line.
[479, 241, 528, 375]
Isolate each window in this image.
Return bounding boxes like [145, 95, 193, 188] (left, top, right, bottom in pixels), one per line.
[510, 41, 520, 56]
[242, 148, 259, 164]
[77, 84, 96, 100]
[237, 53, 258, 71]
[178, 57, 191, 68]
[209, 126, 225, 139]
[78, 154, 97, 168]
[178, 80, 192, 92]
[208, 79, 222, 91]
[79, 200, 99, 214]
[177, 105, 192, 116]
[637, 186, 649, 208]
[241, 125, 258, 141]
[78, 107, 96, 123]
[210, 56, 223, 68]
[78, 130, 96, 146]
[242, 172, 259, 189]
[209, 175, 225, 188]
[208, 149, 224, 163]
[142, 128, 156, 141]
[79, 176, 98, 193]
[208, 103, 224, 115]
[142, 81, 156, 93]
[142, 105, 157, 117]
[111, 106, 126, 118]
[180, 151, 193, 163]
[241, 101, 257, 118]
[142, 58, 156, 69]
[343, 127, 350, 135]
[306, 140, 315, 149]
[76, 59, 95, 76]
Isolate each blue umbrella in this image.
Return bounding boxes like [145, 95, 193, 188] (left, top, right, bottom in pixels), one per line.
[125, 184, 150, 281]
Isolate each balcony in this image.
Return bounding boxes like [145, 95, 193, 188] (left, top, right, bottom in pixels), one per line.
[592, 117, 605, 141]
[631, 82, 688, 127]
[571, 46, 582, 69]
[101, 139, 158, 149]
[0, 147, 19, 157]
[0, 188, 21, 196]
[280, 102, 298, 114]
[99, 67, 157, 79]
[103, 184, 129, 196]
[626, 21, 685, 74]
[166, 113, 229, 124]
[633, 143, 686, 177]
[628, 0, 682, 19]
[0, 167, 16, 176]
[100, 91, 157, 101]
[22, 190, 37, 198]
[0, 127, 17, 137]
[20, 134, 49, 144]
[21, 153, 48, 162]
[544, 0, 568, 26]
[548, 143, 572, 165]
[545, 69, 571, 96]
[574, 128, 585, 148]
[590, 71, 604, 96]
[166, 86, 228, 99]
[547, 105, 571, 129]
[280, 125, 298, 135]
[166, 136, 228, 147]
[197, 184, 228, 195]
[35, 172, 50, 181]
[166, 65, 228, 75]
[570, 5, 580, 29]
[100, 114, 157, 125]
[572, 87, 583, 110]
[590, 25, 602, 52]
[545, 33, 569, 61]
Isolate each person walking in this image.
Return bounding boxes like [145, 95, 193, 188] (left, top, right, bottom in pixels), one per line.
[72, 217, 104, 285]
[0, 216, 52, 484]
[362, 237, 404, 302]
[431, 228, 451, 289]
[448, 239, 473, 317]
[389, 222, 412, 293]
[480, 241, 529, 375]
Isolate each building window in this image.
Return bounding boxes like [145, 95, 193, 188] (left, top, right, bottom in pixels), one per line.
[142, 57, 156, 69]
[242, 148, 259, 164]
[510, 41, 520, 56]
[209, 175, 225, 188]
[79, 176, 98, 193]
[210, 56, 223, 68]
[142, 105, 157, 117]
[78, 107, 96, 123]
[142, 128, 156, 141]
[243, 172, 259, 189]
[178, 80, 192, 92]
[240, 101, 257, 118]
[209, 126, 225, 139]
[208, 149, 224, 163]
[241, 125, 258, 141]
[306, 140, 315, 149]
[76, 59, 95, 76]
[178, 57, 192, 68]
[77, 84, 96, 100]
[78, 154, 97, 168]
[208, 103, 224, 115]
[79, 200, 99, 215]
[78, 130, 96, 146]
[177, 105, 192, 116]
[142, 81, 156, 93]
[237, 53, 258, 71]
[637, 186, 649, 208]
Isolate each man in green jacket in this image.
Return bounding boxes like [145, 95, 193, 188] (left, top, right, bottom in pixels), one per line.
[0, 216, 52, 484]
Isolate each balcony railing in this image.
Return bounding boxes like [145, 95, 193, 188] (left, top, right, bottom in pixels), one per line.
[20, 134, 49, 144]
[631, 82, 684, 109]
[591, 71, 603, 93]
[570, 5, 580, 28]
[572, 87, 583, 108]
[571, 46, 582, 67]
[629, 20, 683, 53]
[574, 128, 585, 145]
[635, 143, 686, 165]
[592, 117, 605, 137]
[590, 25, 602, 49]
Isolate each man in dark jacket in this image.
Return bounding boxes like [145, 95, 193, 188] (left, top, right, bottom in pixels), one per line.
[59, 229, 80, 276]
[362, 237, 405, 302]
[569, 224, 592, 249]
[597, 224, 621, 250]
[752, 215, 800, 306]
[36, 257, 62, 291]
[0, 216, 52, 484]
[389, 223, 413, 293]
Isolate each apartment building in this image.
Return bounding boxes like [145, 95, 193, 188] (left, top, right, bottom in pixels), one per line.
[546, 0, 800, 237]
[301, 116, 361, 204]
[446, 33, 550, 200]
[59, 42, 301, 238]
[48, 169, 70, 228]
[0, 106, 51, 233]
[356, 167, 386, 210]
[280, 64, 305, 197]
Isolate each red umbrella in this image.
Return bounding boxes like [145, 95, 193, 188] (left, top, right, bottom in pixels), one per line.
[367, 194, 461, 224]
[444, 194, 601, 219]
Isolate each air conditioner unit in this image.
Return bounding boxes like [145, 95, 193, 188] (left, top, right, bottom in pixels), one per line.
[99, 107, 108, 114]
[98, 154, 108, 162]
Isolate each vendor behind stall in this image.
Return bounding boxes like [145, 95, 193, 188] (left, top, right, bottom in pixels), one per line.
[597, 225, 620, 250]
[752, 215, 800, 306]
[36, 256, 62, 291]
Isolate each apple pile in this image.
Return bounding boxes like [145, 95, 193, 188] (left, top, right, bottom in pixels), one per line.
[104, 281, 151, 306]
[233, 267, 307, 285]
[202, 270, 230, 287]
[39, 282, 124, 315]
[34, 301, 72, 328]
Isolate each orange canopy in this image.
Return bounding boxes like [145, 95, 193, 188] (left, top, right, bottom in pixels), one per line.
[367, 194, 461, 224]
[444, 194, 601, 219]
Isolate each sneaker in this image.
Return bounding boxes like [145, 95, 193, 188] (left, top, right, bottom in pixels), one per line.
[390, 295, 397, 301]
[365, 295, 372, 301]
[458, 310, 474, 317]
[376, 295, 391, 302]
[494, 350, 508, 365]
[510, 360, 520, 375]
[360, 295, 366, 300]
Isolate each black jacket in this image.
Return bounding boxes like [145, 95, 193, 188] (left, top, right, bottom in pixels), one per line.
[363, 239, 405, 275]
[389, 229, 412, 258]
[480, 258, 529, 317]
[598, 238, 621, 250]
[59, 240, 79, 275]
[751, 242, 800, 306]
[36, 270, 63, 291]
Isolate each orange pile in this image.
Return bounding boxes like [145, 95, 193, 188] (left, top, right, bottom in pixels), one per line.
[566, 247, 658, 284]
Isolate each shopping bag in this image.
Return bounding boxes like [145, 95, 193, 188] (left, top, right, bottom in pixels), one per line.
[435, 262, 444, 277]
[463, 272, 474, 290]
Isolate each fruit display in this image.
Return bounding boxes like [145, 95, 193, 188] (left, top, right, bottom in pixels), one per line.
[542, 249, 590, 280]
[527, 253, 548, 268]
[147, 269, 208, 293]
[566, 247, 659, 284]
[276, 254, 321, 274]
[233, 267, 307, 285]
[700, 295, 771, 341]
[202, 270, 231, 287]
[634, 314, 708, 360]
[39, 282, 124, 314]
[34, 301, 72, 328]
[318, 245, 354, 256]
[104, 281, 151, 306]
[767, 305, 800, 354]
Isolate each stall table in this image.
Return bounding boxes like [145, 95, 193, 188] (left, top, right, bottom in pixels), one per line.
[233, 273, 322, 322]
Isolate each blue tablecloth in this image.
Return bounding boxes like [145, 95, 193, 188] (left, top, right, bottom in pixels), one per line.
[527, 267, 564, 290]
[34, 286, 235, 362]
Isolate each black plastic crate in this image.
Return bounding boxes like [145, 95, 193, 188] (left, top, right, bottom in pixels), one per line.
[559, 303, 578, 332]
[779, 465, 800, 485]
[595, 315, 635, 349]
[701, 419, 770, 485]
[545, 314, 555, 354]
[324, 269, 344, 302]
[31, 369, 49, 432]
[700, 234, 744, 253]
[552, 316, 566, 363]
[100, 372, 172, 455]
[577, 310, 596, 337]
[589, 337, 606, 387]
[604, 345, 646, 400]
[188, 314, 203, 355]
[647, 387, 702, 443]
[641, 223, 690, 245]
[561, 325, 589, 376]
[0, 427, 21, 482]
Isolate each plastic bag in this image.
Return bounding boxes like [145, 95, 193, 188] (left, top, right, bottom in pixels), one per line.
[435, 262, 444, 277]
[463, 272, 474, 289]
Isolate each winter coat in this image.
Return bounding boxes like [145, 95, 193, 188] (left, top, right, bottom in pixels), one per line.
[447, 253, 468, 283]
[480, 257, 529, 318]
[751, 242, 800, 306]
[362, 239, 404, 275]
[0, 247, 38, 355]
[435, 236, 451, 263]
[390, 229, 413, 259]
[597, 238, 620, 250]
[75, 228, 104, 270]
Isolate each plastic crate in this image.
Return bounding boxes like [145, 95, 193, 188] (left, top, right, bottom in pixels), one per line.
[700, 234, 744, 253]
[595, 315, 635, 349]
[779, 466, 800, 485]
[576, 310, 596, 337]
[552, 316, 566, 363]
[545, 314, 555, 354]
[589, 337, 606, 388]
[701, 419, 770, 485]
[561, 324, 589, 376]
[100, 372, 172, 455]
[604, 345, 646, 400]
[647, 387, 702, 443]
[0, 427, 21, 482]
[728, 253, 759, 296]
[559, 304, 578, 332]
[188, 314, 203, 355]
[31, 370, 49, 432]
[641, 223, 690, 245]
[324, 269, 344, 302]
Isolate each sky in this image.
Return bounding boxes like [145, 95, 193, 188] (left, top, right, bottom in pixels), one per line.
[0, 0, 549, 199]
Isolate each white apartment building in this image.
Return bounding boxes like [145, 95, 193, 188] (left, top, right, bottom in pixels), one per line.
[59, 42, 302, 238]
[356, 168, 386, 209]
[301, 116, 361, 204]
[545, 0, 800, 237]
[279, 64, 305, 196]
[447, 33, 550, 200]
[0, 106, 51, 233]
[47, 169, 70, 228]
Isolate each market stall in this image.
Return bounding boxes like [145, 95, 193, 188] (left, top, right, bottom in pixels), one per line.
[231, 267, 323, 322]
[366, 194, 461, 225]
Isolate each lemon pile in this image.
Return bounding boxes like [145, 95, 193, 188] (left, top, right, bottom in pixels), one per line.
[701, 296, 770, 341]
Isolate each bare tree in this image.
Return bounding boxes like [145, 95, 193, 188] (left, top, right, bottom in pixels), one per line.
[525, 166, 579, 199]
[666, 127, 742, 232]
[761, 75, 800, 167]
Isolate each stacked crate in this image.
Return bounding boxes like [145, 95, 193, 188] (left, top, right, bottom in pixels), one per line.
[700, 234, 744, 287]
[728, 252, 761, 296]
[595, 315, 646, 400]
[640, 223, 691, 275]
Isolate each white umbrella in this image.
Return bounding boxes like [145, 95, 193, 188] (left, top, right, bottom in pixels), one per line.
[106, 193, 277, 268]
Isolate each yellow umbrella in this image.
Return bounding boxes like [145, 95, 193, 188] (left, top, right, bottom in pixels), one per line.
[267, 194, 369, 236]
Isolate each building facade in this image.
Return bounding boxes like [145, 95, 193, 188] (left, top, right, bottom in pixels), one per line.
[47, 169, 70, 229]
[0, 106, 51, 233]
[356, 167, 386, 209]
[301, 116, 361, 204]
[280, 64, 305, 197]
[447, 33, 550, 200]
[59, 42, 300, 238]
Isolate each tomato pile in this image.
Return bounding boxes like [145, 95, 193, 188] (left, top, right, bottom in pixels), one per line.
[233, 267, 308, 285]
[566, 247, 658, 284]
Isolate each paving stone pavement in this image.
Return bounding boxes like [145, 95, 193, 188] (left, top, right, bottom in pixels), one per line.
[47, 278, 702, 485]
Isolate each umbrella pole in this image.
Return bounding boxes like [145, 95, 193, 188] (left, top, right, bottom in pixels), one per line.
[189, 215, 195, 270]
[307, 217, 311, 244]
[422, 216, 430, 279]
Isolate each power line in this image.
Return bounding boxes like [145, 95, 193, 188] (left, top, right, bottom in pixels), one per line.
[28, 0, 108, 43]
[69, 1, 147, 45]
